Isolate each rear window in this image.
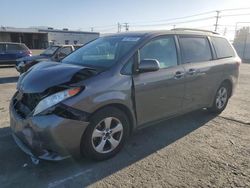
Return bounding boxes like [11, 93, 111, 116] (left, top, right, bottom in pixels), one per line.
[6, 44, 28, 52]
[58, 47, 72, 55]
[179, 36, 212, 63]
[73, 45, 82, 50]
[211, 37, 235, 59]
[41, 46, 59, 56]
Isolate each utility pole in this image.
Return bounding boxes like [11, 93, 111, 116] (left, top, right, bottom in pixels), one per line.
[91, 27, 94, 32]
[214, 11, 220, 32]
[223, 27, 227, 36]
[117, 23, 122, 33]
[124, 23, 129, 32]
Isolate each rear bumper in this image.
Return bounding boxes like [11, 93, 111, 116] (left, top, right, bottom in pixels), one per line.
[9, 99, 90, 161]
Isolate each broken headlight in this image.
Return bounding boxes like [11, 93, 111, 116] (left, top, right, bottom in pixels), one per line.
[33, 87, 81, 115]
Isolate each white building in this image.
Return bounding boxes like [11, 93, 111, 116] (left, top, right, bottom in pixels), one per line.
[0, 26, 99, 49]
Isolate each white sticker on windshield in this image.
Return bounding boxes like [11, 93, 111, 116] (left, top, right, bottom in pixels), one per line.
[122, 37, 140, 42]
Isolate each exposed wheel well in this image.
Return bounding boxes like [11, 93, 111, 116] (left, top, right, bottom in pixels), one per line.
[221, 79, 233, 98]
[90, 104, 135, 135]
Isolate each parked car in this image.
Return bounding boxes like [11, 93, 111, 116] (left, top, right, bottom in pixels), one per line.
[0, 42, 31, 66]
[10, 29, 240, 162]
[16, 44, 82, 73]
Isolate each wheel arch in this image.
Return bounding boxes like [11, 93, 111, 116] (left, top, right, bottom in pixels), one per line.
[208, 77, 234, 108]
[89, 103, 136, 135]
[221, 79, 233, 98]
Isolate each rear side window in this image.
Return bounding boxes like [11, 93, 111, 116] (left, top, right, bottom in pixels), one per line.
[179, 36, 212, 63]
[211, 37, 235, 59]
[6, 44, 28, 52]
[74, 45, 82, 50]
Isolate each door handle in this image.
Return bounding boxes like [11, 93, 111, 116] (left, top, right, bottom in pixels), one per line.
[174, 71, 185, 79]
[187, 68, 197, 75]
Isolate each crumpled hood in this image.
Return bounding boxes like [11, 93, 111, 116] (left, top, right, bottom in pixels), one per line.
[17, 61, 96, 93]
[19, 54, 50, 63]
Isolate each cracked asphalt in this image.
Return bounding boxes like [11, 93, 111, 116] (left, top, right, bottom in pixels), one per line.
[0, 64, 249, 188]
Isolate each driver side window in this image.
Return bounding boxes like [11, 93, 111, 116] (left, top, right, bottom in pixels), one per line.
[139, 36, 178, 69]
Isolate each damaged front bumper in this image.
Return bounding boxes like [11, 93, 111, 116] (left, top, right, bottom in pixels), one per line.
[9, 99, 90, 161]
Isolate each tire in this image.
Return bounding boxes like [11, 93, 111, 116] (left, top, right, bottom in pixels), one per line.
[80, 107, 130, 161]
[208, 82, 230, 114]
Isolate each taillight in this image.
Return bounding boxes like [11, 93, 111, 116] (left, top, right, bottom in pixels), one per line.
[25, 50, 32, 56]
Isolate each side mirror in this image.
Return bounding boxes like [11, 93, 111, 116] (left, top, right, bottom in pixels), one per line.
[138, 59, 160, 73]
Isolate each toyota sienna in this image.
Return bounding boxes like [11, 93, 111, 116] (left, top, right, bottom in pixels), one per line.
[10, 29, 240, 161]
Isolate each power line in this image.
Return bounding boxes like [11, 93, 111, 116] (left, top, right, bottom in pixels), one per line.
[197, 25, 215, 28]
[221, 13, 250, 17]
[77, 7, 250, 33]
[220, 7, 250, 12]
[130, 10, 216, 24]
[130, 11, 250, 31]
[131, 16, 215, 27]
[120, 8, 250, 26]
[95, 26, 117, 32]
[90, 24, 117, 29]
[129, 8, 250, 26]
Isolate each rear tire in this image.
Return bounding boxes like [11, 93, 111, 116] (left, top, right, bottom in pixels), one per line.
[208, 82, 230, 114]
[81, 107, 129, 161]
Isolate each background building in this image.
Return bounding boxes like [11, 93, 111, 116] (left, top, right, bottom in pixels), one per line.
[0, 26, 99, 49]
[233, 27, 250, 63]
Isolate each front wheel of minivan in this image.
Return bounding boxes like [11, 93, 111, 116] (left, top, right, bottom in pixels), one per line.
[208, 82, 230, 114]
[81, 107, 130, 161]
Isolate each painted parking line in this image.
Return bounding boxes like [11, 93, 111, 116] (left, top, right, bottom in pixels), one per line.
[47, 168, 92, 188]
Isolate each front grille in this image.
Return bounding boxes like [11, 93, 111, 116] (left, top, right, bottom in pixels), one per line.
[21, 93, 43, 111]
[13, 86, 66, 117]
[13, 91, 43, 118]
[15, 101, 31, 118]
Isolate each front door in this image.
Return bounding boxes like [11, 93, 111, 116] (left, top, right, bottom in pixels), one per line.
[133, 36, 186, 125]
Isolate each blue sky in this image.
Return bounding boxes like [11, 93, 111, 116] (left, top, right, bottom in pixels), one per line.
[1, 0, 250, 37]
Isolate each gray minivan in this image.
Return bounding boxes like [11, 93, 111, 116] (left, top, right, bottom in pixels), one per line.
[10, 29, 240, 161]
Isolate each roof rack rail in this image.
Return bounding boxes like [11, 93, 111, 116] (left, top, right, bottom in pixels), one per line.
[171, 28, 219, 34]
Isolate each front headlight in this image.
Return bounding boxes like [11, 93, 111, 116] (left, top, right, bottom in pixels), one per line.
[33, 87, 81, 115]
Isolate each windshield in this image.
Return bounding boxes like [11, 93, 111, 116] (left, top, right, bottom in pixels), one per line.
[62, 36, 141, 69]
[41, 46, 59, 56]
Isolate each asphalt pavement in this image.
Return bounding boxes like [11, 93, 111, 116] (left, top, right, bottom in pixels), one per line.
[0, 64, 249, 188]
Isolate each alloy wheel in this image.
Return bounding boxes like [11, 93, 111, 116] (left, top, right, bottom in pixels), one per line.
[215, 87, 228, 109]
[91, 117, 123, 154]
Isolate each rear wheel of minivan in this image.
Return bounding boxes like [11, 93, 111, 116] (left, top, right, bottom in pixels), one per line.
[208, 82, 230, 114]
[81, 107, 129, 161]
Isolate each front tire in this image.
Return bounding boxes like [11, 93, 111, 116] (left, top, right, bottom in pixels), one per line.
[81, 107, 129, 161]
[208, 83, 230, 114]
